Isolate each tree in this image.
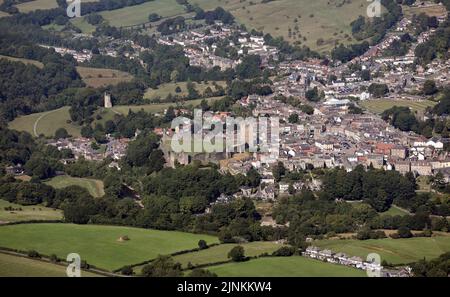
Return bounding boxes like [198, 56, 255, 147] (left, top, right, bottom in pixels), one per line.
[187, 269, 217, 277]
[228, 246, 246, 262]
[423, 80, 438, 95]
[141, 256, 182, 277]
[288, 113, 299, 124]
[396, 226, 413, 238]
[198, 239, 208, 250]
[54, 128, 69, 139]
[148, 13, 161, 22]
[120, 266, 134, 276]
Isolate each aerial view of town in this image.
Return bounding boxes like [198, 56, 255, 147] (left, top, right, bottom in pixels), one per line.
[0, 0, 450, 284]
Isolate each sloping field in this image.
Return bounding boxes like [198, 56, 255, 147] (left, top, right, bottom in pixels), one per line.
[15, 0, 58, 13]
[77, 66, 134, 88]
[206, 256, 366, 277]
[8, 106, 82, 137]
[0, 223, 219, 271]
[0, 252, 101, 277]
[360, 99, 437, 114]
[144, 81, 227, 101]
[315, 236, 450, 265]
[0, 55, 44, 68]
[0, 199, 62, 223]
[44, 176, 105, 198]
[192, 0, 372, 52]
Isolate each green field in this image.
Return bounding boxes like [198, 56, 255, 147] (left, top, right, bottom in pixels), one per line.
[380, 205, 410, 217]
[0, 223, 219, 271]
[77, 66, 134, 88]
[206, 256, 366, 277]
[15, 0, 58, 13]
[44, 176, 105, 198]
[360, 99, 437, 114]
[0, 55, 44, 68]
[192, 0, 372, 52]
[172, 241, 282, 269]
[0, 252, 101, 277]
[144, 81, 227, 101]
[315, 236, 450, 265]
[0, 199, 62, 223]
[8, 106, 82, 137]
[71, 0, 186, 32]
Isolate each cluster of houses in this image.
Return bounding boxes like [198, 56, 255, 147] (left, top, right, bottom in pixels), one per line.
[303, 246, 411, 277]
[41, 45, 92, 63]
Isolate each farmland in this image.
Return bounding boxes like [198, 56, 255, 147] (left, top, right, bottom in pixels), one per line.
[360, 99, 437, 114]
[171, 241, 281, 269]
[77, 67, 134, 88]
[8, 106, 82, 137]
[0, 199, 62, 223]
[15, 0, 58, 13]
[144, 81, 227, 101]
[0, 223, 219, 271]
[206, 256, 366, 277]
[315, 236, 450, 265]
[0, 55, 44, 68]
[44, 176, 105, 198]
[0, 252, 102, 277]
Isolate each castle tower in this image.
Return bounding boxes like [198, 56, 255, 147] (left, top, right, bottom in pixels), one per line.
[104, 92, 112, 108]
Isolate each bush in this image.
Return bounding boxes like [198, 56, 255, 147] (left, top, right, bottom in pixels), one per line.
[121, 265, 134, 276]
[272, 246, 296, 257]
[198, 239, 208, 250]
[228, 246, 246, 262]
[27, 250, 41, 258]
[49, 254, 59, 263]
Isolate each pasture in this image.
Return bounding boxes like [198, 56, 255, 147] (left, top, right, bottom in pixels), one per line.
[192, 0, 372, 52]
[360, 99, 436, 114]
[171, 241, 282, 269]
[0, 252, 102, 277]
[206, 256, 366, 277]
[0, 199, 62, 223]
[0, 54, 44, 68]
[77, 66, 134, 88]
[15, 0, 58, 13]
[8, 106, 82, 137]
[315, 236, 450, 265]
[402, 4, 447, 19]
[0, 223, 219, 271]
[144, 81, 227, 101]
[380, 205, 410, 217]
[44, 176, 105, 198]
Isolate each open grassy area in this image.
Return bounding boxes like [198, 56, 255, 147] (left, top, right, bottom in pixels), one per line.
[0, 223, 218, 271]
[192, 0, 372, 52]
[172, 241, 282, 269]
[77, 66, 134, 88]
[144, 81, 227, 101]
[0, 54, 44, 68]
[15, 0, 58, 13]
[360, 99, 437, 114]
[0, 11, 10, 18]
[44, 176, 105, 198]
[8, 106, 82, 137]
[206, 256, 366, 277]
[71, 0, 186, 32]
[380, 205, 410, 217]
[402, 4, 447, 19]
[0, 252, 102, 277]
[0, 199, 62, 223]
[315, 236, 450, 265]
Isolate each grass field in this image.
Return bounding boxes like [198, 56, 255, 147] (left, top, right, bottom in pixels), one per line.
[192, 0, 372, 52]
[144, 81, 227, 101]
[206, 256, 366, 277]
[380, 205, 410, 217]
[15, 0, 58, 13]
[402, 4, 447, 19]
[315, 236, 450, 265]
[0, 55, 44, 68]
[172, 242, 282, 269]
[44, 176, 105, 198]
[0, 252, 102, 277]
[0, 223, 218, 271]
[360, 99, 437, 114]
[71, 0, 186, 32]
[0, 199, 62, 223]
[8, 106, 82, 137]
[0, 11, 10, 18]
[77, 66, 134, 88]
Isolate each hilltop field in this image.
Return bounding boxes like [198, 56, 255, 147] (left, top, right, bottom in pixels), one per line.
[360, 99, 437, 114]
[44, 176, 105, 198]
